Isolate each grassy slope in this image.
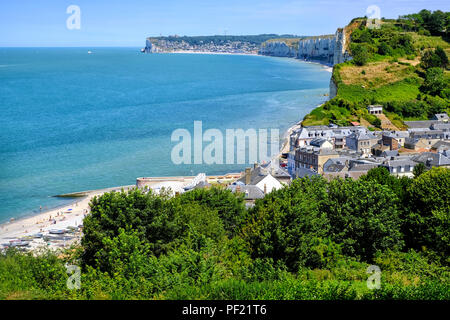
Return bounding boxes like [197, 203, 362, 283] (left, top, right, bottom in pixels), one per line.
[302, 20, 450, 127]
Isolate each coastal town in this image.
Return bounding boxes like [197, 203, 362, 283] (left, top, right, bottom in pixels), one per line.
[144, 37, 261, 54]
[2, 108, 449, 251]
[286, 108, 450, 180]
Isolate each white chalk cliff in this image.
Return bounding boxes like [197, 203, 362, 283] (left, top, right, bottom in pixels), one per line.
[260, 29, 351, 66]
[259, 27, 353, 99]
[144, 39, 159, 53]
[297, 35, 335, 65]
[259, 41, 298, 58]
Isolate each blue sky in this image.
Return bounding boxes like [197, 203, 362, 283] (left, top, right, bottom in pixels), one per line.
[0, 0, 448, 47]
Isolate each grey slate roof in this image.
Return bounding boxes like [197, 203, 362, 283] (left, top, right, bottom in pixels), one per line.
[295, 167, 320, 178]
[405, 120, 440, 129]
[412, 152, 450, 167]
[310, 138, 331, 147]
[382, 159, 417, 168]
[432, 141, 450, 151]
[347, 131, 378, 140]
[236, 166, 268, 185]
[227, 185, 265, 200]
[431, 123, 450, 131]
[260, 162, 291, 179]
[381, 150, 399, 157]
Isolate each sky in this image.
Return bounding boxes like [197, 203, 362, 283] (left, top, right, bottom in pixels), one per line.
[0, 0, 448, 47]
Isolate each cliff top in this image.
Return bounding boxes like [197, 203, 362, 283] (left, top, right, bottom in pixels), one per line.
[302, 11, 450, 128]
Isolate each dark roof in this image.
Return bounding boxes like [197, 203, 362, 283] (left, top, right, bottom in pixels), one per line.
[347, 131, 378, 140]
[310, 138, 331, 147]
[295, 167, 320, 178]
[193, 181, 212, 189]
[348, 163, 379, 172]
[236, 166, 269, 185]
[381, 150, 399, 157]
[227, 185, 264, 200]
[405, 120, 440, 129]
[260, 162, 291, 179]
[324, 163, 346, 172]
[412, 152, 450, 167]
[432, 141, 450, 151]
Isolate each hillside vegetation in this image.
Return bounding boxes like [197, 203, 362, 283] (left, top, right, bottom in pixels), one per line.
[0, 167, 449, 300]
[303, 10, 450, 127]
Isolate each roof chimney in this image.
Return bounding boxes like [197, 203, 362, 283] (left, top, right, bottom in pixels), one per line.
[264, 184, 267, 194]
[245, 168, 251, 185]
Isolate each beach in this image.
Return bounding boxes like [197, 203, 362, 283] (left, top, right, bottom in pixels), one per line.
[0, 185, 134, 250]
[0, 50, 332, 251]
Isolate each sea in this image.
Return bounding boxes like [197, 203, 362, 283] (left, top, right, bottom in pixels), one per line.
[0, 47, 331, 223]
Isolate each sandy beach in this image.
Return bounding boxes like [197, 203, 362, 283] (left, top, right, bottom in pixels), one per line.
[0, 185, 134, 250]
[0, 52, 333, 251]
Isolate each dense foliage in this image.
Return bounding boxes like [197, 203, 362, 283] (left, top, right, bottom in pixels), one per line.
[1, 167, 449, 300]
[303, 10, 450, 127]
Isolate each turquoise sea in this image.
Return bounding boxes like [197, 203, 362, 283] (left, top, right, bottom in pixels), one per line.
[0, 48, 331, 223]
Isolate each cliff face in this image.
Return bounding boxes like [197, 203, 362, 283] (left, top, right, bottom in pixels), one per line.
[297, 36, 335, 65]
[259, 28, 352, 67]
[144, 39, 159, 53]
[332, 28, 351, 65]
[259, 41, 298, 57]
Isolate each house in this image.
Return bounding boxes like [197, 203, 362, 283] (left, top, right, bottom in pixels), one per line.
[405, 120, 441, 129]
[412, 152, 450, 169]
[310, 138, 333, 149]
[367, 105, 383, 115]
[289, 125, 367, 150]
[381, 157, 417, 178]
[323, 157, 379, 180]
[227, 184, 264, 201]
[287, 151, 296, 177]
[346, 131, 379, 155]
[404, 136, 444, 151]
[294, 167, 320, 179]
[431, 141, 450, 153]
[294, 146, 339, 174]
[381, 131, 409, 150]
[432, 113, 449, 122]
[259, 162, 292, 185]
[236, 165, 284, 194]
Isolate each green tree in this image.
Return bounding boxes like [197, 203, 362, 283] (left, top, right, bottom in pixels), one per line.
[420, 67, 446, 96]
[324, 178, 404, 260]
[413, 162, 427, 177]
[243, 177, 331, 271]
[421, 49, 442, 70]
[434, 47, 448, 69]
[352, 44, 369, 66]
[405, 167, 450, 258]
[177, 187, 247, 237]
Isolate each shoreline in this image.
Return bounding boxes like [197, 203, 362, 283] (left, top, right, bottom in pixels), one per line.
[160, 50, 259, 56]
[0, 185, 135, 249]
[0, 53, 332, 247]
